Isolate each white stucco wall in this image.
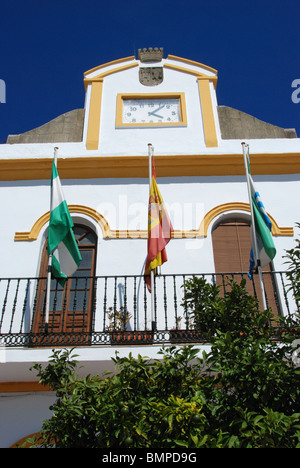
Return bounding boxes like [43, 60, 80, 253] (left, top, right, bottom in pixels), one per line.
[0, 174, 298, 279]
[0, 391, 55, 448]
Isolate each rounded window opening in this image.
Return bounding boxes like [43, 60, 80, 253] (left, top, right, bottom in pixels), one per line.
[32, 224, 98, 340]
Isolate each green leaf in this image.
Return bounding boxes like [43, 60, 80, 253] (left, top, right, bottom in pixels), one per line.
[228, 435, 239, 448]
[253, 415, 264, 425]
[175, 440, 189, 447]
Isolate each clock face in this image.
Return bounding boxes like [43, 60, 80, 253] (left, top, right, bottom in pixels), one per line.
[122, 98, 181, 124]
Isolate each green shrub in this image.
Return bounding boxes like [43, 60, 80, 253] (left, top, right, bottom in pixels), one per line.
[27, 278, 300, 448]
[181, 276, 269, 337]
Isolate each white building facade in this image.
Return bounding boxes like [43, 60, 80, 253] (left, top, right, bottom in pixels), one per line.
[0, 49, 299, 447]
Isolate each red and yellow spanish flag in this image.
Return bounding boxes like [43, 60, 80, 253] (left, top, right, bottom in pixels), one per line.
[144, 159, 173, 292]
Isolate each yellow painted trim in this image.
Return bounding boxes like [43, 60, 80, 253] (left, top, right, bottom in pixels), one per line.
[96, 62, 138, 79]
[167, 54, 218, 74]
[84, 63, 138, 89]
[15, 202, 293, 243]
[162, 63, 219, 147]
[197, 78, 218, 147]
[84, 63, 139, 149]
[115, 92, 187, 128]
[14, 205, 148, 241]
[83, 54, 217, 78]
[164, 62, 205, 77]
[84, 56, 136, 76]
[163, 63, 218, 88]
[199, 202, 294, 237]
[0, 382, 50, 393]
[86, 80, 103, 150]
[2, 153, 300, 181]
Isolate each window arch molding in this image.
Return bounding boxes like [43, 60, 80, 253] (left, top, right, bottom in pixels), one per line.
[14, 202, 294, 242]
[200, 202, 293, 238]
[33, 213, 100, 277]
[14, 205, 109, 241]
[210, 211, 251, 236]
[14, 204, 148, 241]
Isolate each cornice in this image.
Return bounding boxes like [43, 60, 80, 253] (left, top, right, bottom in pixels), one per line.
[83, 56, 136, 77]
[1, 152, 300, 181]
[167, 54, 218, 74]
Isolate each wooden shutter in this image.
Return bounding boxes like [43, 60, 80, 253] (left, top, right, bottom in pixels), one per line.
[212, 219, 279, 314]
[212, 220, 251, 273]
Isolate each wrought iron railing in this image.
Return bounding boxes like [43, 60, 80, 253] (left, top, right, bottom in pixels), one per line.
[0, 271, 298, 347]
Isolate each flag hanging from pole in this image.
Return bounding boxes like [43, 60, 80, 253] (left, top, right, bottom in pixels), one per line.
[247, 154, 276, 279]
[144, 158, 173, 292]
[47, 160, 82, 286]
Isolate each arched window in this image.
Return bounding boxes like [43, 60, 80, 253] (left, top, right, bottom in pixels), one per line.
[212, 217, 279, 313]
[32, 224, 97, 336]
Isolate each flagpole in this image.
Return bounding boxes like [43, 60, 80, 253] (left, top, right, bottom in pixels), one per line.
[148, 143, 156, 331]
[45, 146, 59, 333]
[242, 142, 267, 310]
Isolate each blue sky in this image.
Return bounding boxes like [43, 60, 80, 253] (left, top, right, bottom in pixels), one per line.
[0, 0, 299, 143]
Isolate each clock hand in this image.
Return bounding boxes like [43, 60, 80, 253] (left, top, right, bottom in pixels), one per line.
[148, 112, 164, 119]
[148, 104, 165, 117]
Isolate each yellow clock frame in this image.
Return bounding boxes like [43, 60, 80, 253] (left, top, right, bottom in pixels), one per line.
[116, 92, 187, 128]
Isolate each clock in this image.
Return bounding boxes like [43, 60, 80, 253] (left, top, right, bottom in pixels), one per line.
[123, 97, 180, 124]
[116, 93, 187, 127]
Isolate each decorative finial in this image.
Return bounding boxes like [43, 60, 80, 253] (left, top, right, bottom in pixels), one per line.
[138, 47, 164, 62]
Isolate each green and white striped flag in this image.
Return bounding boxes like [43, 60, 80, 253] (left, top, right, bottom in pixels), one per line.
[47, 160, 81, 286]
[244, 145, 276, 279]
[248, 174, 276, 278]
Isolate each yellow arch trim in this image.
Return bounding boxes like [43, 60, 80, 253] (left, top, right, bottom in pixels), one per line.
[199, 202, 294, 237]
[167, 54, 218, 74]
[84, 54, 217, 77]
[84, 62, 138, 88]
[14, 205, 148, 241]
[84, 56, 136, 76]
[14, 203, 293, 242]
[163, 63, 218, 87]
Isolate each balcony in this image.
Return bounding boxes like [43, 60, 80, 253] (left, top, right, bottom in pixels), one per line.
[0, 271, 298, 348]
